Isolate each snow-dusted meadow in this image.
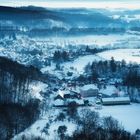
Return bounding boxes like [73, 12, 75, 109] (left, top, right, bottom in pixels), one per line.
[98, 49, 140, 64]
[62, 55, 103, 74]
[96, 103, 140, 133]
[59, 48, 140, 74]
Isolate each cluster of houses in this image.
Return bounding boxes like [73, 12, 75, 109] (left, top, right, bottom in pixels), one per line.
[53, 83, 130, 107]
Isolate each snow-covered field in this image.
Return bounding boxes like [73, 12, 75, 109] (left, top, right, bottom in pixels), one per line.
[41, 54, 102, 76]
[60, 48, 140, 74]
[62, 55, 103, 74]
[42, 48, 140, 75]
[96, 103, 140, 133]
[98, 49, 140, 64]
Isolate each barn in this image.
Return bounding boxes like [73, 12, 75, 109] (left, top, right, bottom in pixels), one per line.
[102, 97, 130, 105]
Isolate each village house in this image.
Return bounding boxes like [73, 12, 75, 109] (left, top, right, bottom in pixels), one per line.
[53, 89, 83, 107]
[80, 84, 99, 97]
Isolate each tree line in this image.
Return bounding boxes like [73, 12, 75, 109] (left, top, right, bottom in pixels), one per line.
[83, 57, 140, 86]
[0, 56, 45, 139]
[0, 100, 40, 140]
[53, 50, 69, 62]
[0, 56, 42, 104]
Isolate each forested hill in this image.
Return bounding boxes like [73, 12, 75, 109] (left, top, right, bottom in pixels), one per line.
[0, 56, 43, 104]
[0, 56, 41, 79]
[0, 6, 60, 20]
[0, 56, 46, 139]
[0, 5, 113, 29]
[0, 6, 140, 36]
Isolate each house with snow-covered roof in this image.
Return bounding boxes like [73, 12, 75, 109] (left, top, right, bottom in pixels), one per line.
[80, 84, 99, 97]
[53, 89, 83, 107]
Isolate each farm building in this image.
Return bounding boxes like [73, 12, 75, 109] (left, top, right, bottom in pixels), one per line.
[54, 89, 83, 107]
[80, 84, 99, 97]
[102, 97, 130, 105]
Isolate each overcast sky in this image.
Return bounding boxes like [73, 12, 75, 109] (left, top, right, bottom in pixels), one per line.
[0, 0, 140, 9]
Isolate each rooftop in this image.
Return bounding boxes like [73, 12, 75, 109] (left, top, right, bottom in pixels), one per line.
[81, 84, 98, 91]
